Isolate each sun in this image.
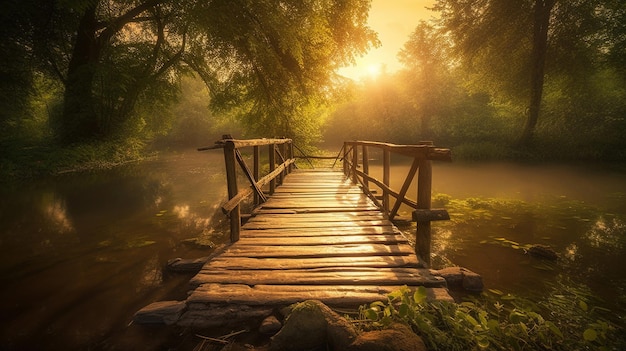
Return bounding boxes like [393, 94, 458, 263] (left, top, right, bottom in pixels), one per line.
[366, 63, 382, 78]
[337, 60, 385, 81]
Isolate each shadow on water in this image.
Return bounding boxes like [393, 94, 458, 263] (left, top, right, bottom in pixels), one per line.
[0, 150, 229, 350]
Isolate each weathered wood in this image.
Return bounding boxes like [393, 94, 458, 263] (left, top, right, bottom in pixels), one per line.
[222, 161, 295, 214]
[223, 141, 240, 242]
[417, 158, 433, 267]
[239, 226, 400, 237]
[203, 255, 422, 270]
[412, 208, 450, 222]
[187, 284, 453, 307]
[234, 234, 409, 246]
[216, 137, 292, 148]
[235, 148, 267, 203]
[389, 158, 420, 220]
[253, 145, 260, 205]
[191, 267, 445, 287]
[269, 143, 276, 194]
[179, 166, 452, 320]
[217, 243, 416, 259]
[344, 141, 452, 162]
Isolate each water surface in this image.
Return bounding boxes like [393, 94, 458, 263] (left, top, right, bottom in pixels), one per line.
[1, 151, 625, 349]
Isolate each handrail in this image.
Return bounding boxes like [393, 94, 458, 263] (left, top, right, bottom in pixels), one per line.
[198, 135, 294, 242]
[343, 140, 452, 266]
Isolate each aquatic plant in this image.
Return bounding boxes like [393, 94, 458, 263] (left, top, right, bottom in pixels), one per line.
[355, 286, 624, 350]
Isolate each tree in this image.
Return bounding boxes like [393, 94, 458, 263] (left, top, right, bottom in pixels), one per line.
[16, 0, 377, 144]
[398, 21, 454, 138]
[433, 0, 614, 146]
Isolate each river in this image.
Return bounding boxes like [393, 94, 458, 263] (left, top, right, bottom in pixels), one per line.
[0, 150, 624, 349]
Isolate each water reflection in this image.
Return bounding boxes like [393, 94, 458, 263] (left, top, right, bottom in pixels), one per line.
[0, 150, 228, 350]
[585, 216, 624, 251]
[42, 192, 74, 234]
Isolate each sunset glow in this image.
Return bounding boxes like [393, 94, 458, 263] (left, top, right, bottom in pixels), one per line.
[338, 0, 435, 80]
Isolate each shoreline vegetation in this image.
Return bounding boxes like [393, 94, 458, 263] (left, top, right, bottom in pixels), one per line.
[3, 138, 626, 183]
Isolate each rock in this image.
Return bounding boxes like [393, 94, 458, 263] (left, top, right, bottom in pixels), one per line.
[133, 300, 186, 325]
[177, 305, 274, 328]
[433, 266, 484, 292]
[347, 323, 427, 351]
[270, 300, 357, 351]
[166, 257, 209, 272]
[528, 244, 558, 260]
[259, 315, 282, 335]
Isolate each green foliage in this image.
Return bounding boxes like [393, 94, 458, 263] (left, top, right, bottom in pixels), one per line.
[3, 0, 378, 146]
[355, 286, 623, 350]
[0, 138, 148, 181]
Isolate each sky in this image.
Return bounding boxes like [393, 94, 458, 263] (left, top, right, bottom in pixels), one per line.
[338, 0, 436, 80]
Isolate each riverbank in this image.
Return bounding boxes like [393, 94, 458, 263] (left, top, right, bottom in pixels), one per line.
[0, 137, 151, 181]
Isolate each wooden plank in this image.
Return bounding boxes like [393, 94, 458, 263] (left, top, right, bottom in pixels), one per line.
[190, 268, 446, 287]
[253, 207, 379, 214]
[203, 255, 423, 270]
[240, 226, 401, 237]
[234, 234, 409, 246]
[187, 284, 452, 307]
[218, 243, 416, 258]
[242, 220, 392, 230]
[247, 212, 386, 221]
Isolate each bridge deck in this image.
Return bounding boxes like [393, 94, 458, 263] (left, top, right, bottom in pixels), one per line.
[184, 170, 451, 315]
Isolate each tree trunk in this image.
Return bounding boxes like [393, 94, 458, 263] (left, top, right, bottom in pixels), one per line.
[518, 0, 555, 146]
[60, 3, 101, 144]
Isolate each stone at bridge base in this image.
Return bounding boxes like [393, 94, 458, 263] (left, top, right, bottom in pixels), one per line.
[133, 300, 186, 325]
[346, 323, 427, 351]
[270, 300, 357, 351]
[432, 266, 484, 293]
[269, 300, 428, 351]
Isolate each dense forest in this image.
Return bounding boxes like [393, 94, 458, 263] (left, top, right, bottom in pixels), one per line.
[1, 0, 625, 178]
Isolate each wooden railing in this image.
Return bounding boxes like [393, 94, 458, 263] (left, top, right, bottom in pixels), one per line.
[343, 141, 452, 266]
[198, 135, 295, 242]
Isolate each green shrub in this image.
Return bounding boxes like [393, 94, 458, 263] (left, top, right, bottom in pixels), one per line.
[354, 286, 623, 351]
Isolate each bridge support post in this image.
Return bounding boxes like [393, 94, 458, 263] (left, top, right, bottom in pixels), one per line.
[416, 141, 434, 267]
[383, 149, 390, 215]
[223, 140, 241, 242]
[269, 144, 276, 195]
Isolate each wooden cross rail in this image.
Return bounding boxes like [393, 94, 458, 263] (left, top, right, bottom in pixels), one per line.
[343, 141, 452, 266]
[198, 135, 295, 242]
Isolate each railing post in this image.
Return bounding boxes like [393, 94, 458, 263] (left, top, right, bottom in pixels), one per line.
[383, 149, 390, 216]
[351, 143, 358, 184]
[362, 145, 369, 191]
[253, 145, 260, 206]
[278, 141, 286, 185]
[416, 142, 434, 267]
[343, 142, 348, 176]
[269, 143, 276, 195]
[287, 141, 294, 174]
[223, 140, 240, 242]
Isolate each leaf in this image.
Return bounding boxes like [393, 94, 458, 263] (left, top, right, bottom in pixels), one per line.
[579, 300, 588, 312]
[413, 286, 427, 304]
[487, 319, 500, 330]
[364, 308, 378, 321]
[477, 336, 490, 349]
[398, 303, 409, 318]
[488, 288, 504, 295]
[546, 321, 563, 338]
[583, 328, 598, 341]
[370, 301, 385, 309]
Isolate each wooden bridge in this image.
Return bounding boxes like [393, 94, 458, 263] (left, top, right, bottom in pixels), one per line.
[137, 137, 453, 327]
